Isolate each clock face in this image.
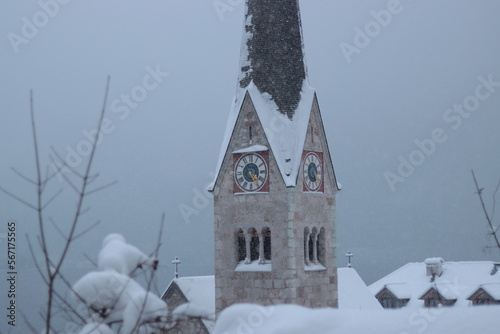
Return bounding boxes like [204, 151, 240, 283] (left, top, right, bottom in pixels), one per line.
[303, 152, 323, 192]
[234, 153, 268, 192]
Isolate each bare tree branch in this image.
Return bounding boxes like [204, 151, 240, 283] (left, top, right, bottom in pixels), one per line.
[41, 188, 63, 210]
[72, 220, 101, 241]
[0, 186, 37, 210]
[11, 167, 36, 185]
[85, 180, 118, 196]
[471, 170, 500, 250]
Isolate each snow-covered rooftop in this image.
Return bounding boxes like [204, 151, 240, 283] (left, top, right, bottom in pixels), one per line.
[338, 267, 383, 310]
[214, 303, 500, 334]
[369, 260, 500, 307]
[169, 276, 216, 331]
[163, 267, 377, 318]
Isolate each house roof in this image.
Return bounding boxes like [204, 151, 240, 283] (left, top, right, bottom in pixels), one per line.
[467, 283, 500, 301]
[338, 268, 383, 310]
[163, 268, 379, 319]
[369, 260, 500, 307]
[163, 276, 216, 331]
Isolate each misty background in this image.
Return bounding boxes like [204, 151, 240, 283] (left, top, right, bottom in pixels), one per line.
[1, 0, 500, 331]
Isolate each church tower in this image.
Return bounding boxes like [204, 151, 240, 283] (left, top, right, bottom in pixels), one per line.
[208, 0, 340, 313]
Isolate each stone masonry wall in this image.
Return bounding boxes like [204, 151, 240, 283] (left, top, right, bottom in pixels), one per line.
[213, 94, 338, 313]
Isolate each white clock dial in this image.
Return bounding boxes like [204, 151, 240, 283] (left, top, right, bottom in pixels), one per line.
[234, 153, 268, 192]
[303, 152, 322, 191]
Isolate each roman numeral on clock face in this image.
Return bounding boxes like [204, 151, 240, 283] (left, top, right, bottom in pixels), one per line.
[234, 152, 268, 192]
[303, 152, 322, 192]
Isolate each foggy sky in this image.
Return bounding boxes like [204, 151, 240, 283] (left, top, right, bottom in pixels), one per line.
[1, 0, 500, 331]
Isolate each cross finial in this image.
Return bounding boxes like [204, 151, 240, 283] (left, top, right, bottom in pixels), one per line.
[172, 256, 181, 279]
[346, 251, 354, 268]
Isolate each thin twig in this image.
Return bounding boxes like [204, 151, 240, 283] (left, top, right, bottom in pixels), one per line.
[41, 188, 63, 210]
[491, 180, 500, 221]
[26, 235, 49, 285]
[85, 180, 118, 196]
[20, 312, 39, 334]
[72, 220, 101, 241]
[129, 215, 165, 333]
[49, 218, 68, 240]
[11, 167, 36, 185]
[84, 253, 98, 267]
[471, 170, 500, 250]
[0, 186, 37, 210]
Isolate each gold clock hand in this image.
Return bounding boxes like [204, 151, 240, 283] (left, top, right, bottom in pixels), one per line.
[249, 171, 259, 185]
[313, 170, 319, 183]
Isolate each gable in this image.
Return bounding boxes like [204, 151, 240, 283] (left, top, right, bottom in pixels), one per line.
[209, 91, 274, 192]
[302, 94, 340, 193]
[209, 82, 339, 192]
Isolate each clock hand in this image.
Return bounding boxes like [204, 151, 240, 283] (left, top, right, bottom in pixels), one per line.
[249, 171, 259, 185]
[313, 170, 319, 183]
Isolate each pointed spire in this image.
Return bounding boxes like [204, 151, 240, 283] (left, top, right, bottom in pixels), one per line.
[238, 0, 307, 119]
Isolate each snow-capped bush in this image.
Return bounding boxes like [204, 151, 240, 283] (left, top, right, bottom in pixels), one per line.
[98, 234, 158, 276]
[78, 322, 115, 334]
[73, 270, 168, 333]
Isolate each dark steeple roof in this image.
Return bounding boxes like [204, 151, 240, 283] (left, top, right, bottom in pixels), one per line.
[238, 0, 307, 119]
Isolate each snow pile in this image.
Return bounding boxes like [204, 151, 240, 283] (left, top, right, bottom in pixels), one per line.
[78, 323, 115, 334]
[72, 234, 166, 334]
[98, 233, 158, 275]
[213, 303, 500, 334]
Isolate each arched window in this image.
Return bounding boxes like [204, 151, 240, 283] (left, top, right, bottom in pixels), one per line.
[249, 228, 259, 261]
[317, 227, 326, 265]
[310, 227, 318, 264]
[304, 226, 325, 268]
[262, 227, 271, 261]
[304, 227, 310, 265]
[236, 228, 246, 263]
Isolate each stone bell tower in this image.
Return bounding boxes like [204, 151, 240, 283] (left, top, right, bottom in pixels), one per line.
[208, 0, 340, 313]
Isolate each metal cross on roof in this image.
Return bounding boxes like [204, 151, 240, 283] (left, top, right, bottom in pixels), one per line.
[346, 251, 354, 268]
[172, 256, 181, 279]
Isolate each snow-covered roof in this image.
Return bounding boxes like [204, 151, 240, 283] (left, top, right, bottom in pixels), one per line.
[467, 282, 500, 300]
[369, 260, 500, 307]
[338, 267, 383, 310]
[162, 268, 379, 320]
[380, 283, 411, 300]
[165, 276, 215, 331]
[214, 303, 500, 334]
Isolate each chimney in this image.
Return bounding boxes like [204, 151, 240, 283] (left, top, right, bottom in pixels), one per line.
[424, 257, 444, 278]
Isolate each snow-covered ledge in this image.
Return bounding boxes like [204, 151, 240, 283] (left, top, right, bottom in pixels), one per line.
[304, 263, 326, 271]
[235, 260, 272, 272]
[232, 145, 268, 154]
